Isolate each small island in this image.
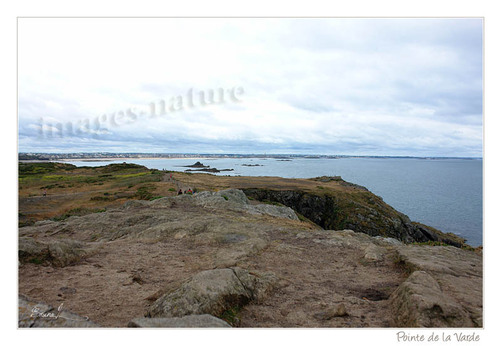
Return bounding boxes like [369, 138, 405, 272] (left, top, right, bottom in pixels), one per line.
[183, 161, 210, 168]
[182, 161, 234, 173]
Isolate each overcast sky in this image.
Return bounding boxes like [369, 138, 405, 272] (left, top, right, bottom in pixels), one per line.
[18, 18, 483, 156]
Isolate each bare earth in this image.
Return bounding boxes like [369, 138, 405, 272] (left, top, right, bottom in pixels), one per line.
[18, 166, 482, 328]
[19, 190, 404, 327]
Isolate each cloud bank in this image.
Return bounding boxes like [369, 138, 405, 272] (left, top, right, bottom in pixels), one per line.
[18, 18, 483, 156]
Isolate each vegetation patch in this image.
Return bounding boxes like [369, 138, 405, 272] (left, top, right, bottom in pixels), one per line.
[117, 172, 150, 179]
[90, 196, 112, 201]
[220, 305, 242, 326]
[51, 207, 106, 221]
[100, 163, 147, 173]
[19, 162, 76, 177]
[135, 185, 160, 200]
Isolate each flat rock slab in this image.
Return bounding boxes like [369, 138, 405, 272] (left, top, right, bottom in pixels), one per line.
[129, 315, 231, 328]
[394, 245, 482, 327]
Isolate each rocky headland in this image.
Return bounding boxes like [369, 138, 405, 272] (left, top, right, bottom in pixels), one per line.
[18, 163, 482, 328]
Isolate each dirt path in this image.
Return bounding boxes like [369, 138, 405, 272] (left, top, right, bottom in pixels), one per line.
[238, 232, 406, 327]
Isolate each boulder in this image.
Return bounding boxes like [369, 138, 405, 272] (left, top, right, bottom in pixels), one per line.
[18, 237, 49, 264]
[147, 267, 278, 319]
[252, 204, 299, 220]
[19, 237, 90, 267]
[128, 315, 231, 328]
[194, 189, 298, 220]
[194, 189, 249, 207]
[389, 271, 474, 327]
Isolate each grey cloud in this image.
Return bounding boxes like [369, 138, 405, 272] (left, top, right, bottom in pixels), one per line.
[18, 18, 483, 157]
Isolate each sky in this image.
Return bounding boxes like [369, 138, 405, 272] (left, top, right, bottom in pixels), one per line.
[17, 18, 483, 157]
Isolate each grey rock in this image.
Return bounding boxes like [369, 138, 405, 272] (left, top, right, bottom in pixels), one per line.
[19, 295, 99, 328]
[363, 243, 386, 261]
[128, 315, 231, 328]
[374, 236, 403, 246]
[216, 189, 250, 205]
[395, 245, 482, 278]
[147, 267, 278, 319]
[393, 245, 482, 327]
[19, 237, 91, 267]
[389, 271, 474, 327]
[19, 237, 48, 262]
[252, 204, 299, 220]
[194, 189, 249, 207]
[194, 189, 298, 220]
[313, 303, 349, 320]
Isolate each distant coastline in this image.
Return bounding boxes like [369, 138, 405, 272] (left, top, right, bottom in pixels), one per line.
[18, 152, 483, 162]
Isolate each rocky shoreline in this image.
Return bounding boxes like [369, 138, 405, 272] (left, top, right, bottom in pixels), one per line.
[19, 182, 482, 328]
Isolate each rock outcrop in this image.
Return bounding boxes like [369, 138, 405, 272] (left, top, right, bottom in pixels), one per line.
[388, 271, 474, 327]
[147, 267, 278, 324]
[193, 189, 298, 220]
[391, 245, 483, 327]
[19, 237, 93, 267]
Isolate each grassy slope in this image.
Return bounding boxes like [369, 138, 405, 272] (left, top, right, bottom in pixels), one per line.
[18, 162, 177, 225]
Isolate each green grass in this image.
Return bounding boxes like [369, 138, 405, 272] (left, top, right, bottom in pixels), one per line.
[116, 172, 149, 178]
[28, 257, 45, 265]
[220, 305, 242, 326]
[135, 185, 161, 200]
[19, 162, 76, 177]
[90, 196, 112, 201]
[111, 173, 162, 188]
[41, 174, 72, 181]
[98, 163, 147, 173]
[262, 200, 285, 207]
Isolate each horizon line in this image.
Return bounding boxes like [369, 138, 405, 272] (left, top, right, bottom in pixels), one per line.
[18, 152, 483, 159]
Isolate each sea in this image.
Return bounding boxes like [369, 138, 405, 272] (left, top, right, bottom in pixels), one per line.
[61, 157, 483, 246]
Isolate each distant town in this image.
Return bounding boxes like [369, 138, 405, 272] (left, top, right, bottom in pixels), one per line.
[18, 152, 481, 161]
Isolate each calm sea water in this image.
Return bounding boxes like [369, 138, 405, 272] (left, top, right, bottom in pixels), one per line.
[64, 157, 483, 246]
